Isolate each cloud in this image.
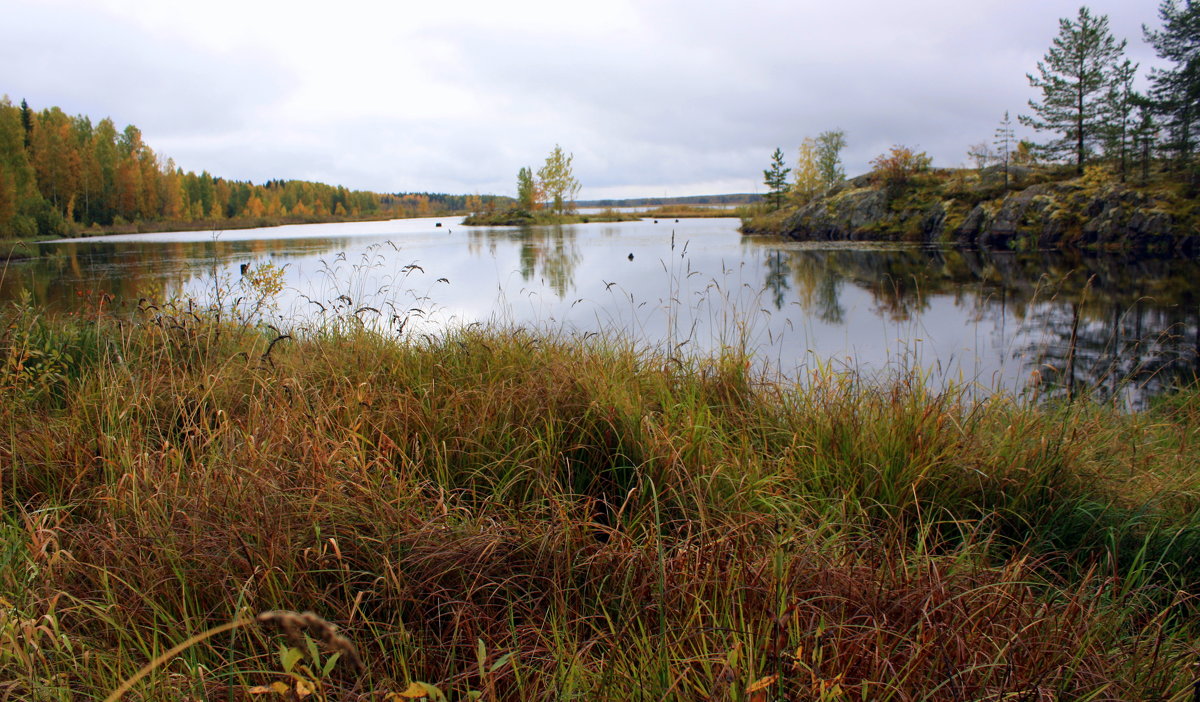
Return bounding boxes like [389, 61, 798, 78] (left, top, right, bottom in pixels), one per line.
[5, 1, 295, 142]
[6, 0, 1168, 198]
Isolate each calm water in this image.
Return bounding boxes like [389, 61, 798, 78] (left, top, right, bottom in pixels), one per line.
[6, 216, 1200, 404]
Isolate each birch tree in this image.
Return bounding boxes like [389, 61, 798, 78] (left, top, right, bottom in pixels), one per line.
[537, 145, 580, 215]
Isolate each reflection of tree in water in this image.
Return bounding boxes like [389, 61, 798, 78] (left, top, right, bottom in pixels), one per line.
[2, 237, 359, 313]
[767, 247, 941, 322]
[959, 254, 1200, 403]
[763, 251, 790, 310]
[469, 225, 581, 298]
[745, 239, 1200, 403]
[1014, 293, 1200, 404]
[763, 249, 846, 323]
[3, 241, 186, 311]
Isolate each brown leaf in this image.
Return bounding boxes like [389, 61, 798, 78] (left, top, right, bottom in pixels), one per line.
[746, 674, 777, 693]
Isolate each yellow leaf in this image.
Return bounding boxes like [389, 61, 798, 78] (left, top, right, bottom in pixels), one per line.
[791, 644, 805, 670]
[295, 678, 314, 697]
[746, 675, 777, 693]
[397, 682, 430, 698]
[246, 681, 290, 695]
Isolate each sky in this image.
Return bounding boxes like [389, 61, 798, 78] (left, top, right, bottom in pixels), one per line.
[4, 0, 1167, 200]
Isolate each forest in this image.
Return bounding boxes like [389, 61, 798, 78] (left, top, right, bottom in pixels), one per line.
[0, 98, 512, 239]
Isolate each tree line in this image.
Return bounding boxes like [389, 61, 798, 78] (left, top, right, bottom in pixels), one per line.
[0, 99, 518, 238]
[763, 1, 1200, 209]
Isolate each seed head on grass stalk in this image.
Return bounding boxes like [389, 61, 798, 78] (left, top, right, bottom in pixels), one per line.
[103, 610, 362, 701]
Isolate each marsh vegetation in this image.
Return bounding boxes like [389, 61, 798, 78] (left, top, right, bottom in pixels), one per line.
[1, 219, 1199, 699]
[2, 294, 1199, 699]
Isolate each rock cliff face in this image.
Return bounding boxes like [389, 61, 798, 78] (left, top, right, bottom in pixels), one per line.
[742, 171, 1198, 253]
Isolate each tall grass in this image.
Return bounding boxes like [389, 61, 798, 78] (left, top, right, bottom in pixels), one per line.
[0, 294, 1197, 699]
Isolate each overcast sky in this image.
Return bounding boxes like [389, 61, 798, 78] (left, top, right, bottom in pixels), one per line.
[4, 0, 1166, 199]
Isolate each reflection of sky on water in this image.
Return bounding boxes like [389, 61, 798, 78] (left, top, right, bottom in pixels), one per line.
[12, 217, 1200, 404]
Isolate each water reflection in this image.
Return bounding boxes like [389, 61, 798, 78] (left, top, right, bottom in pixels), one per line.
[4, 217, 1199, 405]
[467, 225, 581, 297]
[746, 243, 1200, 402]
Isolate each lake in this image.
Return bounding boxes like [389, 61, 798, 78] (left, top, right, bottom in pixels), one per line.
[5, 216, 1199, 405]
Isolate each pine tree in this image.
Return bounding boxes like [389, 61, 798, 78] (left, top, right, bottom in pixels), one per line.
[993, 111, 1016, 189]
[1143, 0, 1200, 175]
[19, 99, 32, 150]
[1020, 7, 1127, 173]
[763, 147, 790, 211]
[1103, 59, 1140, 180]
[1130, 106, 1158, 184]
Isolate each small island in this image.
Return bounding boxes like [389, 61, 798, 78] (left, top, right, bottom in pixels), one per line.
[462, 145, 639, 226]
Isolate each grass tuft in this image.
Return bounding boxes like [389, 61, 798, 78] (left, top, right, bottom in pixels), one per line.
[0, 301, 1197, 699]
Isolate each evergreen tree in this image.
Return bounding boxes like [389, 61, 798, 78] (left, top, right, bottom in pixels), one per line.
[1020, 7, 1127, 173]
[1103, 59, 1140, 180]
[994, 111, 1016, 189]
[763, 147, 790, 211]
[1131, 106, 1159, 183]
[19, 99, 32, 150]
[1143, 0, 1200, 174]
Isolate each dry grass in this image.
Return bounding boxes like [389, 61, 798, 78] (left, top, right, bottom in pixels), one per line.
[0, 300, 1197, 700]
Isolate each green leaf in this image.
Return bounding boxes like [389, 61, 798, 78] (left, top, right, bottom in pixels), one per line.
[489, 652, 513, 674]
[322, 651, 342, 677]
[280, 646, 304, 673]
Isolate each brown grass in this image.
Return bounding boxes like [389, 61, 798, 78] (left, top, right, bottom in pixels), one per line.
[0, 304, 1197, 699]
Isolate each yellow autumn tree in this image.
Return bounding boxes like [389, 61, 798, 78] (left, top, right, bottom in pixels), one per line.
[30, 107, 81, 214]
[245, 194, 267, 218]
[537, 145, 581, 215]
[792, 137, 821, 204]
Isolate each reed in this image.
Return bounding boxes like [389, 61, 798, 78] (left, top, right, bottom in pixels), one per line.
[0, 297, 1197, 699]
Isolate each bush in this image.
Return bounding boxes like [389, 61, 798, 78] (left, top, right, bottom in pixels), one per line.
[870, 145, 933, 193]
[25, 197, 70, 237]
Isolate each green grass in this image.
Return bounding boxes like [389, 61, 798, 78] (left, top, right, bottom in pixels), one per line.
[0, 299, 1198, 700]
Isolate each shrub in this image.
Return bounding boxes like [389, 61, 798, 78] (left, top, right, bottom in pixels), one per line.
[870, 145, 933, 192]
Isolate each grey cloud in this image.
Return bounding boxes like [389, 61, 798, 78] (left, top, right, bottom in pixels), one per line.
[6, 0, 1173, 198]
[6, 3, 295, 148]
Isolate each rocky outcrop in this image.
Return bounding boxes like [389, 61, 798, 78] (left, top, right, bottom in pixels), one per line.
[742, 172, 1198, 254]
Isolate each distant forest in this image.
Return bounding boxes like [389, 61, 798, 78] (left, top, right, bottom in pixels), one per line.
[0, 98, 511, 238]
